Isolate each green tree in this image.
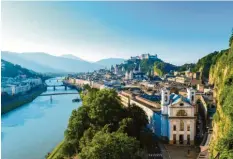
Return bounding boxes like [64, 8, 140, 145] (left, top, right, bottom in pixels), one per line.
[79, 131, 141, 159]
[87, 89, 125, 128]
[122, 104, 148, 139]
[64, 106, 90, 154]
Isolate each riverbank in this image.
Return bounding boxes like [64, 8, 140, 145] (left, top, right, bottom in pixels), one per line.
[46, 141, 64, 159]
[1, 84, 47, 114]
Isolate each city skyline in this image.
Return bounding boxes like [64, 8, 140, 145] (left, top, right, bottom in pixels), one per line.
[2, 1, 233, 65]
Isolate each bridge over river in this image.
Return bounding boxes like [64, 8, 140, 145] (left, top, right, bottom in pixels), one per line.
[39, 92, 78, 96]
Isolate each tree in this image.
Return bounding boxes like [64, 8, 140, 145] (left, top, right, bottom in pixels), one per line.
[123, 104, 148, 139]
[64, 106, 90, 154]
[87, 89, 125, 129]
[79, 131, 141, 159]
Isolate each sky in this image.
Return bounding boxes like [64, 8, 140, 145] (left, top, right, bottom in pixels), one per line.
[2, 1, 233, 65]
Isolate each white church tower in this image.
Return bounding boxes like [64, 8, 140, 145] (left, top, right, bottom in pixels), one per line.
[187, 88, 196, 105]
[161, 88, 170, 114]
[161, 88, 170, 140]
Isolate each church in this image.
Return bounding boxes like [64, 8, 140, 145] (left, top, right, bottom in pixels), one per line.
[119, 87, 197, 145]
[156, 87, 196, 145]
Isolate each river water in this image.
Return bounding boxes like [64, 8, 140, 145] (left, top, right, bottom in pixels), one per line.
[1, 78, 81, 159]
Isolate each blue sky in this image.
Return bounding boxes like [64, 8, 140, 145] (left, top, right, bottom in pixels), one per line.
[2, 1, 233, 65]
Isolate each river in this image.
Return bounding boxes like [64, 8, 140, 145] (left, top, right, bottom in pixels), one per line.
[1, 78, 81, 159]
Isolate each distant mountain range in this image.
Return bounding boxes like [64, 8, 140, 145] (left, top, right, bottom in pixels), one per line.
[1, 59, 40, 78]
[95, 58, 125, 68]
[1, 51, 125, 73]
[60, 54, 84, 61]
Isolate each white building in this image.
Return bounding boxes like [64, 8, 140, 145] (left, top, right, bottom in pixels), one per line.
[125, 71, 133, 80]
[161, 87, 196, 145]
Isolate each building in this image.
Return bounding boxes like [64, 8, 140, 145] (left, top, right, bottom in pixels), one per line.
[1, 77, 42, 95]
[161, 88, 196, 145]
[125, 64, 145, 80]
[125, 71, 133, 80]
[140, 53, 158, 60]
[119, 87, 197, 145]
[193, 72, 201, 80]
[175, 76, 190, 84]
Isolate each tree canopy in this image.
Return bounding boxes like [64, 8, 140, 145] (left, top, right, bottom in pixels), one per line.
[58, 88, 149, 159]
[79, 130, 141, 159]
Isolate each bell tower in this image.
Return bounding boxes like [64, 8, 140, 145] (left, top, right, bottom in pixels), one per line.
[161, 88, 170, 115]
[187, 88, 196, 105]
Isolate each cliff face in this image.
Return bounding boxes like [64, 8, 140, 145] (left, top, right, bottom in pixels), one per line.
[194, 50, 226, 81]
[209, 35, 233, 158]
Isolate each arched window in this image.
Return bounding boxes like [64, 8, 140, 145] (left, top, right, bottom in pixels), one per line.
[176, 110, 187, 116]
[191, 95, 194, 102]
[180, 120, 184, 131]
[165, 95, 168, 102]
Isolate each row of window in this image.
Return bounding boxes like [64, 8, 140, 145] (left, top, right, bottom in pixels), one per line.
[173, 134, 191, 144]
[173, 121, 190, 131]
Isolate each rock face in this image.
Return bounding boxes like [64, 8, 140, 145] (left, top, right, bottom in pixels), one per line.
[208, 35, 233, 158]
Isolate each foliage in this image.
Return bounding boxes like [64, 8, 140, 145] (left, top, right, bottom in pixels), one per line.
[209, 35, 233, 158]
[177, 63, 196, 72]
[61, 88, 149, 158]
[153, 61, 177, 76]
[140, 59, 159, 73]
[64, 106, 90, 154]
[193, 50, 227, 80]
[79, 130, 141, 159]
[229, 33, 233, 47]
[82, 84, 91, 91]
[123, 104, 148, 139]
[86, 89, 125, 128]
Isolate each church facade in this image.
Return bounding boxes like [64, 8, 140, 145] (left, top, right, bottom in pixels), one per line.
[160, 87, 196, 145]
[119, 87, 197, 145]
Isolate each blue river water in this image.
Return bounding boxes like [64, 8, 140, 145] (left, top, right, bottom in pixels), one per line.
[1, 78, 81, 159]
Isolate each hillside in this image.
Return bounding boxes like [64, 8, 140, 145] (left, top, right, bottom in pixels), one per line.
[193, 50, 226, 81]
[95, 58, 125, 68]
[1, 60, 39, 78]
[153, 61, 178, 76]
[1, 51, 104, 73]
[1, 51, 62, 73]
[208, 34, 233, 158]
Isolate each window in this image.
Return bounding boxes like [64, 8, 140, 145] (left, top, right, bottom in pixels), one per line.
[176, 110, 187, 116]
[191, 95, 194, 102]
[173, 125, 176, 131]
[187, 135, 190, 145]
[165, 95, 168, 102]
[173, 134, 176, 144]
[180, 120, 184, 131]
[187, 125, 190, 131]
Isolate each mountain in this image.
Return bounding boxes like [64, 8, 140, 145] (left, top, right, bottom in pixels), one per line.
[95, 58, 125, 68]
[1, 60, 38, 78]
[1, 51, 104, 73]
[204, 34, 233, 158]
[1, 51, 63, 73]
[60, 54, 84, 61]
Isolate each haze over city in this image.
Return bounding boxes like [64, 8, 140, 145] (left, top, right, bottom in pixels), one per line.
[2, 1, 233, 65]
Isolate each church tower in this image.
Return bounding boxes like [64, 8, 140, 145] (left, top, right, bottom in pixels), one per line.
[161, 88, 170, 106]
[187, 88, 196, 105]
[161, 87, 170, 140]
